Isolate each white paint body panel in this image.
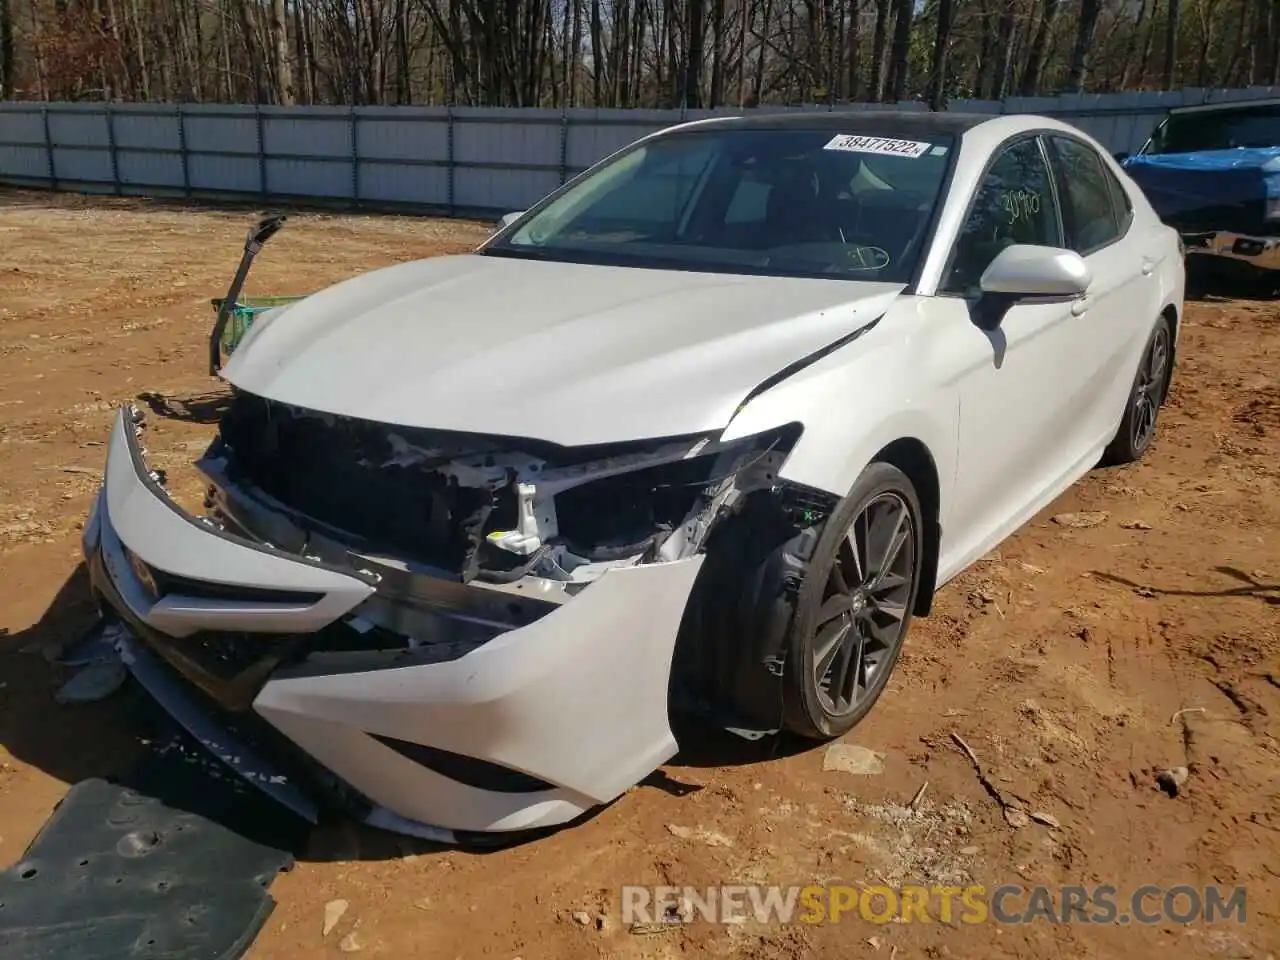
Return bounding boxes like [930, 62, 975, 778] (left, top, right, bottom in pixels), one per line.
[255, 557, 704, 832]
[223, 254, 903, 446]
[81, 112, 1186, 838]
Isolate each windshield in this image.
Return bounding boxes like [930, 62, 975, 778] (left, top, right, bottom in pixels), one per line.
[483, 127, 955, 283]
[1144, 105, 1280, 154]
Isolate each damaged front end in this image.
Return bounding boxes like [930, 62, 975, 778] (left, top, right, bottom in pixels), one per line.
[209, 390, 800, 594]
[84, 390, 829, 839]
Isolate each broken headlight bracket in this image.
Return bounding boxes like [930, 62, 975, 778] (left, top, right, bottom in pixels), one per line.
[476, 424, 803, 581]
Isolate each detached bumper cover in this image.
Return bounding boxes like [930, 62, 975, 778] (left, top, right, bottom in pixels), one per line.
[1182, 230, 1280, 271]
[84, 407, 703, 835]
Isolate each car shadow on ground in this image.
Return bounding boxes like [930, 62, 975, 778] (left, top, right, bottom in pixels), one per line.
[136, 389, 232, 425]
[4, 565, 796, 864]
[0, 565, 147, 792]
[1184, 263, 1280, 302]
[0, 566, 415, 865]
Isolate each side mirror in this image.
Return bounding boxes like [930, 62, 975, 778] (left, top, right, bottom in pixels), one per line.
[498, 211, 525, 230]
[973, 245, 1091, 332]
[980, 244, 1091, 298]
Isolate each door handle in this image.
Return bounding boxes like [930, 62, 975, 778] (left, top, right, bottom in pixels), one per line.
[1071, 296, 1090, 317]
[1141, 257, 1155, 276]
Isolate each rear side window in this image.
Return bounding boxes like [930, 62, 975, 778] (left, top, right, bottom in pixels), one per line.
[1049, 136, 1127, 254]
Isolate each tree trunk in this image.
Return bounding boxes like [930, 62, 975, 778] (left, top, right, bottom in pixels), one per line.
[1119, 0, 1149, 89]
[846, 0, 861, 100]
[1066, 0, 1102, 92]
[590, 0, 602, 103]
[1020, 0, 1059, 95]
[885, 0, 911, 101]
[685, 0, 705, 107]
[271, 0, 293, 103]
[752, 0, 774, 105]
[0, 0, 13, 99]
[868, 0, 890, 100]
[709, 0, 725, 105]
[990, 0, 1015, 98]
[927, 0, 953, 108]
[1162, 0, 1180, 89]
[570, 0, 582, 104]
[1253, 0, 1274, 83]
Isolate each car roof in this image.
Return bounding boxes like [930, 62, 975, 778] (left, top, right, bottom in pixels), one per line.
[1167, 97, 1280, 115]
[666, 110, 996, 138]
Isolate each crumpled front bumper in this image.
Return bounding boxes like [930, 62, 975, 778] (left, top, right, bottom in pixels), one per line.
[1182, 230, 1280, 271]
[83, 406, 704, 837]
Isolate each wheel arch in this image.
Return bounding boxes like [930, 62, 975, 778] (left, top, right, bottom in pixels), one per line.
[1159, 301, 1179, 405]
[870, 437, 941, 616]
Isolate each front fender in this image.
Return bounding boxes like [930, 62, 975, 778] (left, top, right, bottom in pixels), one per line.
[720, 318, 957, 514]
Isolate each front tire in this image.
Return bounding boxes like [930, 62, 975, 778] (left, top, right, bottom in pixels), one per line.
[782, 462, 923, 740]
[1102, 313, 1173, 466]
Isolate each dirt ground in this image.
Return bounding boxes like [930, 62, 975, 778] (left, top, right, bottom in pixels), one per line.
[0, 190, 1277, 960]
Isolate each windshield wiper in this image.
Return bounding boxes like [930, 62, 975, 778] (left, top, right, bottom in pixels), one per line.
[480, 246, 560, 261]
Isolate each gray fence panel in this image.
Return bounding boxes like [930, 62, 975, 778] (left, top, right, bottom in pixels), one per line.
[182, 112, 257, 154]
[0, 145, 46, 178]
[117, 149, 185, 187]
[565, 120, 667, 169]
[266, 157, 351, 197]
[357, 116, 450, 162]
[51, 147, 112, 182]
[112, 110, 181, 150]
[188, 153, 260, 193]
[4, 87, 1280, 210]
[453, 107, 562, 167]
[947, 99, 1003, 114]
[455, 166, 560, 211]
[0, 108, 47, 144]
[358, 161, 449, 205]
[262, 112, 351, 158]
[47, 108, 109, 147]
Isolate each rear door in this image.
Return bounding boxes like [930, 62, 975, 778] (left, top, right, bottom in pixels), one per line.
[1045, 134, 1162, 450]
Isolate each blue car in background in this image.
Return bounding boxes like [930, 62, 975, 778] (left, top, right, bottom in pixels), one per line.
[1120, 98, 1280, 293]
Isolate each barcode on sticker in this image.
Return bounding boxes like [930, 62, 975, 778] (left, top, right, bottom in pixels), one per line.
[824, 135, 932, 158]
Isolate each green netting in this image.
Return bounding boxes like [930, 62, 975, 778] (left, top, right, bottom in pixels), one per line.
[209, 295, 306, 354]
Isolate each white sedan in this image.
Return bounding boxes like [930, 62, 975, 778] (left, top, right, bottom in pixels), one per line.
[82, 111, 1184, 842]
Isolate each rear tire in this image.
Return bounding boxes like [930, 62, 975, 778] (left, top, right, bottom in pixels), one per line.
[781, 462, 923, 740]
[1102, 313, 1173, 466]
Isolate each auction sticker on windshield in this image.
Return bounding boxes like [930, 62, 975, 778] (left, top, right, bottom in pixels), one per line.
[823, 134, 933, 158]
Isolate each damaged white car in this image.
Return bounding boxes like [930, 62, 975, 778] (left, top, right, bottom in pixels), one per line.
[83, 111, 1185, 842]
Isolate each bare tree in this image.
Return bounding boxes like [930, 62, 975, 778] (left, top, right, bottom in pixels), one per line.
[1162, 0, 1179, 89]
[926, 0, 953, 108]
[0, 0, 1275, 111]
[0, 0, 14, 98]
[1067, 0, 1102, 91]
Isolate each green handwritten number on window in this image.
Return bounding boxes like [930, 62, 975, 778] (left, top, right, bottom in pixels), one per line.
[1001, 190, 1042, 225]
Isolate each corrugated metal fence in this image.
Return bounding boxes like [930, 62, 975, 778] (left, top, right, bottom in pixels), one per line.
[2, 87, 1278, 216]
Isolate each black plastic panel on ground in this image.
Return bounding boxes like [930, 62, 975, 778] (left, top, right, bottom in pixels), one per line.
[0, 739, 303, 960]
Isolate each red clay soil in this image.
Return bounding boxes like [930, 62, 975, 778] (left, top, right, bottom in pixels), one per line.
[1, 191, 1276, 959]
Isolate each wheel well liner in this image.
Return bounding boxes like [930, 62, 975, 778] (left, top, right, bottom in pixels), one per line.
[1160, 303, 1179, 405]
[670, 436, 942, 731]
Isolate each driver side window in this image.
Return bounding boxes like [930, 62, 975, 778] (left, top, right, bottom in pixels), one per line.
[942, 137, 1063, 295]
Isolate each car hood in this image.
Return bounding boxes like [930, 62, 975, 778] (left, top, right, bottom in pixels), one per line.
[222, 253, 904, 447]
[1124, 147, 1280, 217]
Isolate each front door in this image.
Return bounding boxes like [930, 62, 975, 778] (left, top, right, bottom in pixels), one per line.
[931, 135, 1095, 580]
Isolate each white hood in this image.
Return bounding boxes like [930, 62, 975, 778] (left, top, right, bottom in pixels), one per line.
[223, 253, 903, 447]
